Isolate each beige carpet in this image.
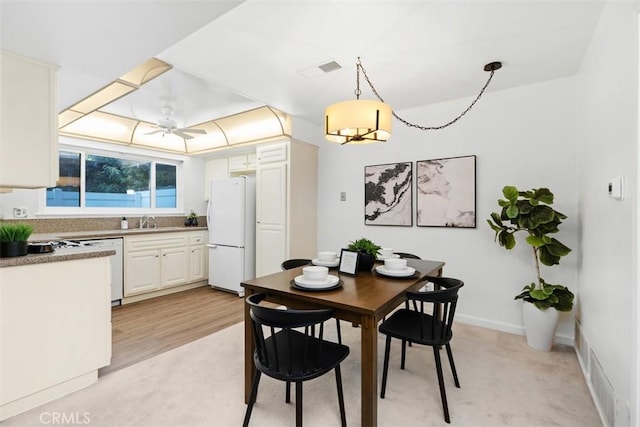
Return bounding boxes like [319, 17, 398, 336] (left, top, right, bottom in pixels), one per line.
[4, 321, 601, 426]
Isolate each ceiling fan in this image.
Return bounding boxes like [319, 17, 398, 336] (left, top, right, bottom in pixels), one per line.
[145, 105, 207, 140]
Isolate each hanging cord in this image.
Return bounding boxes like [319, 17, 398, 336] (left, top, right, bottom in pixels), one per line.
[356, 57, 502, 130]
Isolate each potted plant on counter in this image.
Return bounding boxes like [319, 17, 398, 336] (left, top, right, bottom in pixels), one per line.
[185, 210, 198, 226]
[0, 222, 34, 258]
[487, 186, 573, 351]
[347, 238, 381, 272]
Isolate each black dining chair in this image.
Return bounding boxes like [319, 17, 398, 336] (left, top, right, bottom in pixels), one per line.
[280, 258, 313, 270]
[281, 258, 342, 344]
[378, 276, 464, 424]
[393, 252, 421, 259]
[243, 293, 350, 427]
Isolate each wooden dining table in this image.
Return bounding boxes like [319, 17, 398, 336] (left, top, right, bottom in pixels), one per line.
[241, 258, 445, 427]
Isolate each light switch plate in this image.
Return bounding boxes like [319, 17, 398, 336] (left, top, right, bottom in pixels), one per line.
[608, 176, 624, 200]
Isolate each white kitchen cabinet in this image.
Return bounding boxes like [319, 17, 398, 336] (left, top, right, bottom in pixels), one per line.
[189, 232, 207, 281]
[255, 139, 317, 276]
[125, 248, 161, 295]
[0, 51, 58, 189]
[159, 246, 189, 288]
[123, 231, 206, 302]
[204, 150, 257, 197]
[229, 152, 258, 174]
[229, 154, 248, 171]
[256, 162, 287, 276]
[204, 158, 229, 199]
[0, 256, 111, 421]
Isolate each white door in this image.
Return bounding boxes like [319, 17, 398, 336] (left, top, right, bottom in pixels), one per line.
[210, 178, 245, 247]
[208, 245, 245, 296]
[256, 162, 287, 276]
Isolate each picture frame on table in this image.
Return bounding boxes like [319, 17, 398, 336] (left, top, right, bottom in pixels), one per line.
[338, 249, 359, 275]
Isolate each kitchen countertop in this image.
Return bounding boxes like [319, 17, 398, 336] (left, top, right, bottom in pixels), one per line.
[29, 226, 208, 242]
[1, 226, 207, 268]
[0, 246, 116, 268]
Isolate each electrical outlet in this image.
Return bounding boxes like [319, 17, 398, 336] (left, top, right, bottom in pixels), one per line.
[13, 207, 27, 218]
[340, 192, 346, 201]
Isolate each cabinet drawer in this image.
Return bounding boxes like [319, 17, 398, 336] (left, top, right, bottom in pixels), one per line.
[124, 234, 189, 251]
[256, 142, 287, 164]
[190, 233, 206, 245]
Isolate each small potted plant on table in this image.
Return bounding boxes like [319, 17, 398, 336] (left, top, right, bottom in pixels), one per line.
[347, 238, 381, 272]
[487, 186, 573, 351]
[0, 222, 34, 258]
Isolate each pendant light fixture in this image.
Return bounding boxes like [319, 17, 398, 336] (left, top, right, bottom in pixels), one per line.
[324, 57, 502, 144]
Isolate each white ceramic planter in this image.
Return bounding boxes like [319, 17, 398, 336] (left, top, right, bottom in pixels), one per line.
[522, 301, 559, 351]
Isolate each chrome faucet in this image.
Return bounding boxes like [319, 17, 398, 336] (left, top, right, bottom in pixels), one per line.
[140, 215, 156, 229]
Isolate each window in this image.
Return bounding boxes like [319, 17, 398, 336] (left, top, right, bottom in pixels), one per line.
[46, 149, 179, 212]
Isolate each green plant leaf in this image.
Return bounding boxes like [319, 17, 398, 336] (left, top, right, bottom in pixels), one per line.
[506, 205, 519, 218]
[502, 186, 518, 202]
[525, 235, 545, 247]
[538, 246, 561, 266]
[498, 230, 516, 249]
[532, 188, 554, 204]
[546, 238, 572, 257]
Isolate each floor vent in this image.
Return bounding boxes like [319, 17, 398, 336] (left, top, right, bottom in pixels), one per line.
[318, 61, 342, 73]
[589, 349, 616, 427]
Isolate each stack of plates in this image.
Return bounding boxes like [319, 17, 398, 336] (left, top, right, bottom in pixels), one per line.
[311, 257, 340, 267]
[293, 274, 341, 290]
[375, 265, 417, 278]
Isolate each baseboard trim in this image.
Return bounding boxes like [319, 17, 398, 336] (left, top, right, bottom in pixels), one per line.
[455, 313, 574, 346]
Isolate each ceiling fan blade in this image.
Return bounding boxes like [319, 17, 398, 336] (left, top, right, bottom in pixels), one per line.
[173, 130, 194, 140]
[178, 128, 207, 135]
[145, 129, 164, 135]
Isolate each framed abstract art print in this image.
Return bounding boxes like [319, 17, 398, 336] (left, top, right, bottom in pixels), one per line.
[416, 155, 476, 228]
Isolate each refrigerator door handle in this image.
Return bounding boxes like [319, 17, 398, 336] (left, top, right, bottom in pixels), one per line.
[207, 244, 218, 248]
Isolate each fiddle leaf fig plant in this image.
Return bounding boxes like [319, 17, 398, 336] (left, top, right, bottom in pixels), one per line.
[487, 186, 574, 311]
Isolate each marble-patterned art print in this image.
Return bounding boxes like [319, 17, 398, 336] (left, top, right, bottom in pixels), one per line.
[364, 162, 412, 226]
[416, 155, 476, 228]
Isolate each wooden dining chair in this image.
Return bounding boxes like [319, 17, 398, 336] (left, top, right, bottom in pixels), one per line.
[281, 258, 342, 344]
[378, 276, 464, 424]
[243, 293, 350, 427]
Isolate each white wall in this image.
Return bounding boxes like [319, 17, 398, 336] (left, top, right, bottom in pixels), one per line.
[575, 2, 638, 425]
[317, 75, 580, 341]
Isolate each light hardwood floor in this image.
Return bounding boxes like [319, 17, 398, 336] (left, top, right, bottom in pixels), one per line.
[99, 285, 244, 376]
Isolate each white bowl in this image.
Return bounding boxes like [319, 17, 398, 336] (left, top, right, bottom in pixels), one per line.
[384, 258, 407, 270]
[302, 266, 329, 281]
[380, 247, 394, 258]
[317, 251, 337, 262]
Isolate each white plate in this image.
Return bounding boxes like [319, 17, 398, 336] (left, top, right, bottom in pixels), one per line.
[376, 254, 400, 261]
[294, 274, 340, 288]
[312, 258, 340, 267]
[375, 265, 416, 277]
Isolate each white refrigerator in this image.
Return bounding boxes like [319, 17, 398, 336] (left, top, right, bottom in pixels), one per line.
[207, 176, 256, 296]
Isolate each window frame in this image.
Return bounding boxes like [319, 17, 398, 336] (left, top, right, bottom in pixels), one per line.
[42, 146, 183, 216]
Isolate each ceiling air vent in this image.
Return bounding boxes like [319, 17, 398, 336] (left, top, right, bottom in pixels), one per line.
[318, 61, 342, 73]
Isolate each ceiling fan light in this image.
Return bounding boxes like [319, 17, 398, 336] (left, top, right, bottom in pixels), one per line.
[325, 99, 392, 144]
